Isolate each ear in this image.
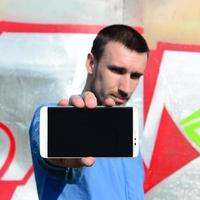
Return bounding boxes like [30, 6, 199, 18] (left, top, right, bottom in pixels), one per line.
[85, 53, 95, 74]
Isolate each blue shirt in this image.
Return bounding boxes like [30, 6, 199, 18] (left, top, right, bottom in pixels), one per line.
[29, 105, 145, 200]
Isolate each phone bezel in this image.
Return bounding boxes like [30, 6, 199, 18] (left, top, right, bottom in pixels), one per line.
[132, 106, 139, 157]
[40, 106, 48, 158]
[39, 106, 139, 158]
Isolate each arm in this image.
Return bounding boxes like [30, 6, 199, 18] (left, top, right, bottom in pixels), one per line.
[29, 91, 115, 181]
[30, 103, 93, 183]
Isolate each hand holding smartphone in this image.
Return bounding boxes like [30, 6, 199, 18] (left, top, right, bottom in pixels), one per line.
[40, 106, 139, 158]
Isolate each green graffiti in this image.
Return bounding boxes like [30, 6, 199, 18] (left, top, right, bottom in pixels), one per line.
[180, 109, 200, 148]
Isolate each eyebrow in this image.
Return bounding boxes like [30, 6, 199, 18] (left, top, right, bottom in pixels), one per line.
[130, 72, 143, 80]
[107, 65, 143, 76]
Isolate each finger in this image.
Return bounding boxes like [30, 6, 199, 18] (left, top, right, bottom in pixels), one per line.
[69, 95, 85, 108]
[80, 157, 96, 167]
[47, 158, 95, 168]
[103, 97, 116, 107]
[58, 99, 69, 106]
[81, 91, 97, 109]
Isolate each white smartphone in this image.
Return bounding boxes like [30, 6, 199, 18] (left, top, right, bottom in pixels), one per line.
[40, 106, 139, 158]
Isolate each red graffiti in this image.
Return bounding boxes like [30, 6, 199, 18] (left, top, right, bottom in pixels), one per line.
[143, 42, 200, 192]
[0, 122, 33, 200]
[0, 21, 143, 34]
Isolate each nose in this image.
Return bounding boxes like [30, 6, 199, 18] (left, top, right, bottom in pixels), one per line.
[118, 75, 130, 98]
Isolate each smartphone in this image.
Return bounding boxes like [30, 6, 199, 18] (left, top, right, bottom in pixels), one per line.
[40, 106, 139, 158]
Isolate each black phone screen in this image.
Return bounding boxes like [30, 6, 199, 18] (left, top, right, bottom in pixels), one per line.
[47, 107, 133, 157]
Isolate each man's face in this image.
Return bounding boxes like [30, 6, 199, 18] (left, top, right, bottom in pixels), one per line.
[88, 41, 148, 105]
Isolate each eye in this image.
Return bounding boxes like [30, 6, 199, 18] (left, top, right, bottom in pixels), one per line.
[130, 72, 143, 80]
[108, 66, 126, 75]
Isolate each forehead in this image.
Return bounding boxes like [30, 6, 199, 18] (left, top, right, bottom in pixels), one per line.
[101, 41, 148, 72]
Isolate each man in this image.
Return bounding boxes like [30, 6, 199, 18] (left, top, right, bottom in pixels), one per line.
[29, 24, 149, 200]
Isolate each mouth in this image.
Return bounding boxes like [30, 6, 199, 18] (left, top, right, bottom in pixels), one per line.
[112, 96, 128, 105]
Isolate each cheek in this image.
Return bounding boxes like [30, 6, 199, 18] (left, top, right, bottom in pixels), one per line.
[96, 68, 123, 95]
[103, 75, 119, 91]
[130, 80, 140, 92]
[97, 69, 116, 89]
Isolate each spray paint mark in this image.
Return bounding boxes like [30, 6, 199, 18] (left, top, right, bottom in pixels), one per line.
[180, 109, 200, 148]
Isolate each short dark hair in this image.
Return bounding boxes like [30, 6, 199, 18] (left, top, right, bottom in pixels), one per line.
[91, 24, 149, 62]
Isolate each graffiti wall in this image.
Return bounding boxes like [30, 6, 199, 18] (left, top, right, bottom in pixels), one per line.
[0, 1, 200, 199]
[143, 42, 200, 199]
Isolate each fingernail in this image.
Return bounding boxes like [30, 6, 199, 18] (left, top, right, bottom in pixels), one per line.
[89, 98, 96, 105]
